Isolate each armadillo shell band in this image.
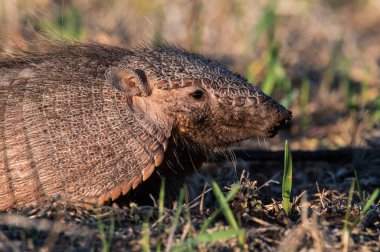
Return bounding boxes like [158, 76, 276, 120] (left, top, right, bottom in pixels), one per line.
[132, 175, 142, 189]
[111, 187, 122, 201]
[154, 150, 165, 167]
[142, 164, 155, 181]
[95, 120, 169, 206]
[162, 140, 168, 151]
[97, 192, 112, 205]
[122, 181, 132, 195]
[97, 162, 159, 205]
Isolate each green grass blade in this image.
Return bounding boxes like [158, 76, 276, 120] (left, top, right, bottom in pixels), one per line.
[173, 229, 244, 251]
[165, 189, 184, 252]
[350, 188, 379, 229]
[212, 182, 238, 230]
[38, 6, 85, 41]
[173, 189, 185, 226]
[320, 40, 343, 91]
[156, 178, 165, 252]
[183, 185, 194, 239]
[199, 184, 240, 234]
[97, 213, 112, 252]
[344, 181, 356, 226]
[108, 213, 115, 249]
[361, 188, 379, 216]
[282, 140, 293, 215]
[141, 221, 150, 252]
[342, 180, 355, 252]
[252, 0, 277, 43]
[158, 178, 165, 227]
[212, 182, 245, 249]
[354, 169, 364, 203]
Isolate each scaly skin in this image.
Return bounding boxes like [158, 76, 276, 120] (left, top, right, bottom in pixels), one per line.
[0, 43, 291, 210]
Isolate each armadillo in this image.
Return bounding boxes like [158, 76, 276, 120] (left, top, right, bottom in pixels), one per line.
[0, 44, 291, 210]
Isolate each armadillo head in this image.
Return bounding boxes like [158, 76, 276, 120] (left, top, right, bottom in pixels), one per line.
[106, 45, 291, 149]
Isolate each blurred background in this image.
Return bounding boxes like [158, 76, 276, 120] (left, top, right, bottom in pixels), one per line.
[1, 0, 379, 150]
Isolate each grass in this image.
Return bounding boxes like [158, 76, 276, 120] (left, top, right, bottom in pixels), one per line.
[360, 189, 379, 216]
[300, 79, 311, 133]
[282, 140, 293, 215]
[156, 178, 166, 252]
[141, 220, 151, 252]
[211, 182, 245, 250]
[342, 172, 379, 251]
[170, 141, 300, 250]
[172, 182, 244, 251]
[174, 229, 244, 251]
[97, 212, 115, 252]
[375, 96, 380, 120]
[199, 183, 240, 234]
[37, 5, 85, 41]
[246, 0, 296, 108]
[320, 39, 343, 92]
[165, 189, 185, 252]
[354, 169, 365, 202]
[350, 170, 379, 227]
[342, 179, 355, 252]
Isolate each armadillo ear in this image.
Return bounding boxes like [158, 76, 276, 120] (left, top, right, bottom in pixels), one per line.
[105, 67, 151, 96]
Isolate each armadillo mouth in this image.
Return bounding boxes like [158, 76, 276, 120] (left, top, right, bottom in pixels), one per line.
[211, 124, 270, 147]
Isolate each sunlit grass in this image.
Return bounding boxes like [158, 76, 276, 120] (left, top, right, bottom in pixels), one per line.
[156, 178, 165, 252]
[282, 140, 293, 215]
[342, 180, 355, 252]
[211, 182, 245, 249]
[246, 0, 296, 108]
[351, 169, 379, 225]
[140, 220, 151, 252]
[199, 183, 240, 234]
[375, 97, 380, 120]
[300, 79, 311, 133]
[174, 229, 244, 251]
[342, 175, 379, 251]
[37, 6, 85, 41]
[360, 189, 379, 216]
[172, 182, 245, 251]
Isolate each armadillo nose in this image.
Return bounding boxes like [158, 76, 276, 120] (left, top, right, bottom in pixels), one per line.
[284, 110, 292, 124]
[266, 108, 292, 138]
[277, 108, 292, 127]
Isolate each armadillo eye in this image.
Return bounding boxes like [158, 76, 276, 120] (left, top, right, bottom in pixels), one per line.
[191, 90, 204, 100]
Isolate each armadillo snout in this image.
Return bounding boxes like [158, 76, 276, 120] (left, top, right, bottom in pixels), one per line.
[263, 101, 292, 138]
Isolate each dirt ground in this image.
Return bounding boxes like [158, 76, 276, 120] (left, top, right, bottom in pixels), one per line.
[0, 148, 379, 251]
